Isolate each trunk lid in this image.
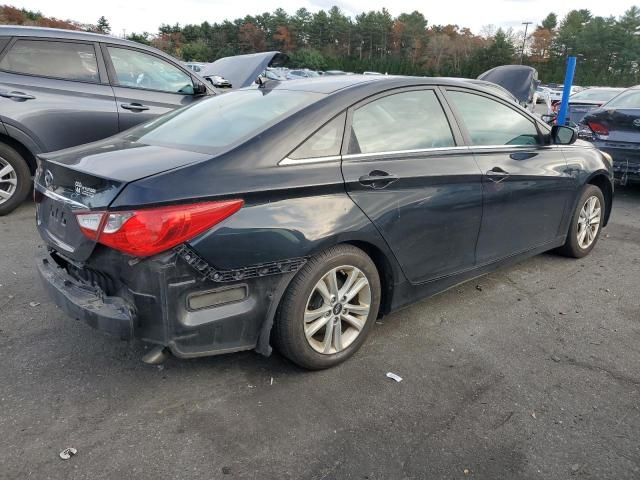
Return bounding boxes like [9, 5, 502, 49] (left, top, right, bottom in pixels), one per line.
[584, 108, 640, 143]
[35, 138, 211, 261]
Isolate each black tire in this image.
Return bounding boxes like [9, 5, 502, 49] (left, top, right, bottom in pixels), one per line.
[0, 143, 31, 216]
[273, 244, 381, 370]
[557, 184, 605, 258]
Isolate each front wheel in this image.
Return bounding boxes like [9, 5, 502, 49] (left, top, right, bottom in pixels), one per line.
[273, 245, 381, 370]
[557, 184, 605, 258]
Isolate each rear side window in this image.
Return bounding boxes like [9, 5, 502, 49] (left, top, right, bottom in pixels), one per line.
[0, 39, 99, 82]
[448, 91, 540, 146]
[605, 89, 640, 109]
[349, 90, 455, 154]
[289, 114, 345, 160]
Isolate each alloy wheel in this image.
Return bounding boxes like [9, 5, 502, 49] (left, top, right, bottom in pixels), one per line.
[0, 157, 17, 206]
[577, 195, 601, 249]
[303, 265, 372, 355]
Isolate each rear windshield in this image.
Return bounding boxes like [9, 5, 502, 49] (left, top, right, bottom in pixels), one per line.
[126, 89, 321, 153]
[570, 89, 623, 102]
[604, 89, 640, 109]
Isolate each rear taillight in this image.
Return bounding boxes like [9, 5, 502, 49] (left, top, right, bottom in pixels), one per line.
[75, 200, 244, 257]
[587, 121, 609, 136]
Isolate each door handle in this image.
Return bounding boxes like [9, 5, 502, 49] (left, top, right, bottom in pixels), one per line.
[121, 103, 150, 111]
[486, 166, 510, 183]
[358, 170, 398, 189]
[0, 90, 35, 100]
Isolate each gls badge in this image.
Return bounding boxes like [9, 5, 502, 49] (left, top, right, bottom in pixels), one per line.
[74, 180, 96, 198]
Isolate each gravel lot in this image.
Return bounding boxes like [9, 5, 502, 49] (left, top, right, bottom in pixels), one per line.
[1, 188, 639, 480]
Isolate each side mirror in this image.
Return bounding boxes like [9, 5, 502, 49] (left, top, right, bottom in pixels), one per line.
[551, 125, 577, 145]
[193, 81, 208, 95]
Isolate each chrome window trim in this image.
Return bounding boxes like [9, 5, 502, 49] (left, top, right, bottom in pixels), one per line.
[279, 155, 342, 166]
[342, 146, 470, 160]
[469, 144, 547, 151]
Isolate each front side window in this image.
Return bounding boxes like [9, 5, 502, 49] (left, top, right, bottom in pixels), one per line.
[127, 89, 321, 153]
[289, 114, 345, 160]
[448, 91, 540, 146]
[0, 39, 99, 82]
[349, 90, 455, 154]
[108, 47, 193, 94]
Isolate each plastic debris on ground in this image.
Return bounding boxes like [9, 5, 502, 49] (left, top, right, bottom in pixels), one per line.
[59, 447, 77, 460]
[386, 372, 402, 382]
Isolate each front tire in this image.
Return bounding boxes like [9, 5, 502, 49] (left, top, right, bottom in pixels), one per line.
[0, 143, 31, 216]
[557, 184, 605, 258]
[273, 244, 381, 370]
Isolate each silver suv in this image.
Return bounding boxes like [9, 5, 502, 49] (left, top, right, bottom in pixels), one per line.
[0, 26, 213, 215]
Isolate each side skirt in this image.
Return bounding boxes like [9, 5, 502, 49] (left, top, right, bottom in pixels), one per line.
[389, 237, 566, 312]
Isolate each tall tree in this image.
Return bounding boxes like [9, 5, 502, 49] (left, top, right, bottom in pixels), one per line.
[96, 16, 110, 34]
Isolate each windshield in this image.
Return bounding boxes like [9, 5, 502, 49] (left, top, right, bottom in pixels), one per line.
[571, 89, 622, 102]
[126, 90, 322, 153]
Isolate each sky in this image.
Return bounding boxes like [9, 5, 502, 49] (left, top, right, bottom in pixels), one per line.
[12, 0, 635, 37]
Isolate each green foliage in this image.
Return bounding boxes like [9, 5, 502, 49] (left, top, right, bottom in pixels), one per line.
[96, 16, 110, 34]
[289, 48, 327, 70]
[2, 4, 639, 86]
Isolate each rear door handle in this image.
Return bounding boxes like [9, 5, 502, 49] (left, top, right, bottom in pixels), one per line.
[0, 90, 35, 100]
[121, 103, 150, 111]
[358, 170, 399, 189]
[486, 166, 510, 183]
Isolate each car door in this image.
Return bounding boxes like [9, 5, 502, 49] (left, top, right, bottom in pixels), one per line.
[341, 88, 483, 284]
[444, 88, 575, 264]
[0, 37, 118, 152]
[102, 45, 199, 131]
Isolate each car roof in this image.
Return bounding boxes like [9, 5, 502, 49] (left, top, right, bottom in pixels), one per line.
[267, 75, 476, 95]
[0, 25, 155, 50]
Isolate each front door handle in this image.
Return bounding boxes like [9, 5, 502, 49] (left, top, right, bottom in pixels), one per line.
[486, 166, 510, 183]
[0, 90, 35, 100]
[121, 103, 150, 111]
[358, 170, 399, 189]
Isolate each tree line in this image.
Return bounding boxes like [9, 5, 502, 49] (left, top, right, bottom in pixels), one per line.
[1, 4, 639, 86]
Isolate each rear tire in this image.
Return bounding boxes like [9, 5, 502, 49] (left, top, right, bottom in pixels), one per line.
[273, 244, 381, 370]
[0, 143, 31, 216]
[557, 184, 604, 258]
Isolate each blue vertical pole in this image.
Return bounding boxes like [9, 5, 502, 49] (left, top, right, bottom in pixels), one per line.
[556, 56, 576, 126]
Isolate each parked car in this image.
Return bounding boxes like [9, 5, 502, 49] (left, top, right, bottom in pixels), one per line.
[184, 62, 208, 73]
[0, 27, 283, 215]
[324, 70, 346, 76]
[0, 26, 213, 215]
[581, 85, 640, 184]
[35, 75, 613, 369]
[199, 52, 287, 89]
[536, 86, 551, 104]
[562, 87, 625, 125]
[477, 65, 539, 112]
[363, 71, 382, 75]
[286, 69, 320, 79]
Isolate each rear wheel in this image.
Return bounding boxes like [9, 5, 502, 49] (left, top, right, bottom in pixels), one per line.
[0, 143, 31, 216]
[273, 244, 381, 370]
[557, 184, 604, 258]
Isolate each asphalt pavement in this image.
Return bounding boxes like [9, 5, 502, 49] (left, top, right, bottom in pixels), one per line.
[1, 188, 639, 480]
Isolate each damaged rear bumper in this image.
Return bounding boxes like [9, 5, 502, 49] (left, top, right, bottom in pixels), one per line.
[36, 247, 301, 359]
[37, 256, 135, 339]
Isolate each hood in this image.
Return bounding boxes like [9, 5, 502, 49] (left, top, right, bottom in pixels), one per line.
[478, 65, 538, 103]
[200, 51, 288, 89]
